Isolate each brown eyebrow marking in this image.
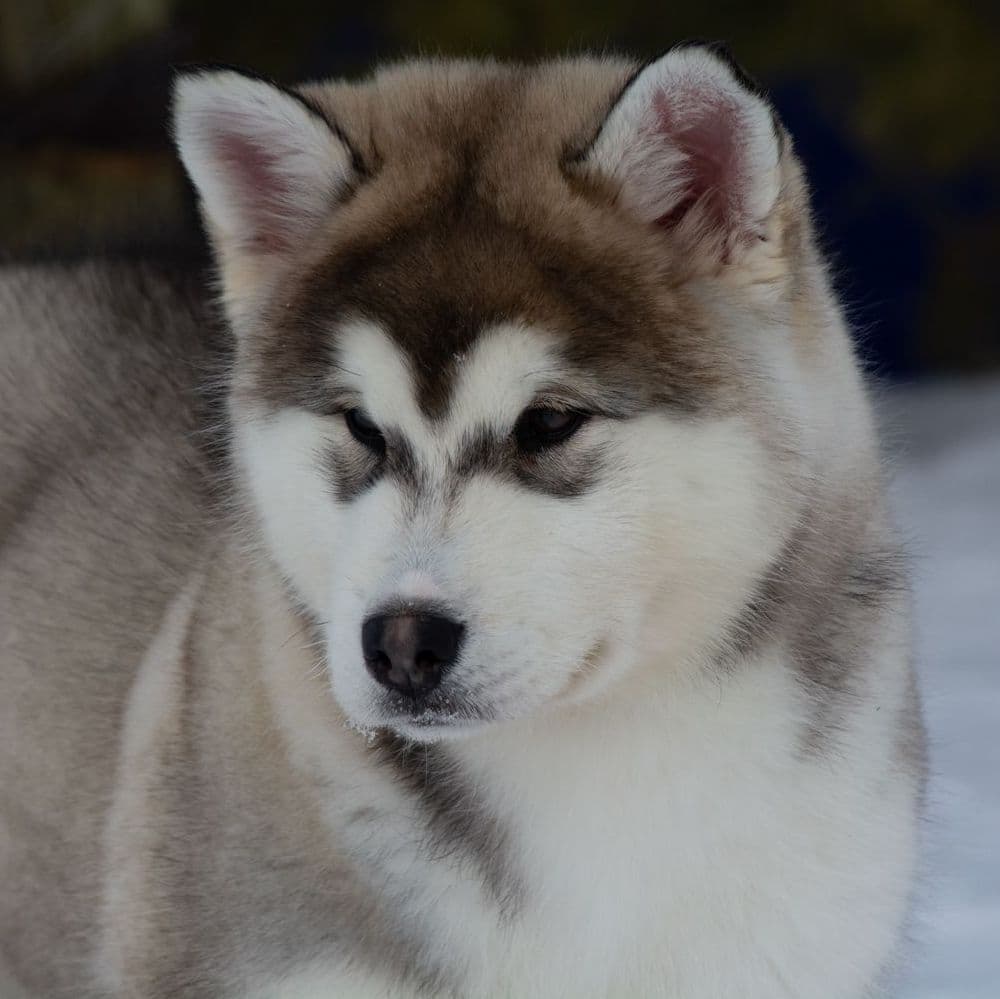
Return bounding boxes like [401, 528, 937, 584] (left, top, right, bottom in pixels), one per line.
[449, 424, 605, 500]
[325, 431, 421, 504]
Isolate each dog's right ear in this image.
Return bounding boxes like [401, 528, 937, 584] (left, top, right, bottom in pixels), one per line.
[579, 44, 785, 270]
[172, 69, 358, 263]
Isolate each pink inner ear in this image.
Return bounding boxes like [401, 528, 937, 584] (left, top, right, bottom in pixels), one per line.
[216, 129, 298, 253]
[650, 89, 743, 233]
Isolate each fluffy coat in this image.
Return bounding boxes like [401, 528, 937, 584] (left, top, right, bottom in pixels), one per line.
[0, 47, 925, 997]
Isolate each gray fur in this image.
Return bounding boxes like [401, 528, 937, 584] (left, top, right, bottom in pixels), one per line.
[1, 51, 926, 998]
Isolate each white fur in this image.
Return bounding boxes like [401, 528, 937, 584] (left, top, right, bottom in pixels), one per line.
[237, 319, 788, 740]
[222, 298, 921, 996]
[173, 70, 355, 323]
[230, 299, 918, 997]
[586, 47, 781, 233]
[257, 613, 917, 998]
[1, 54, 922, 999]
[235, 407, 341, 611]
[174, 70, 353, 250]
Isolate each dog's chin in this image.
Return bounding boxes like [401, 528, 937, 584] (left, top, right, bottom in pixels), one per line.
[353, 687, 498, 744]
[384, 713, 490, 744]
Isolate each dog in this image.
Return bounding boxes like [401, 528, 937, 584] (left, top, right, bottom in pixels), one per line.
[0, 44, 926, 997]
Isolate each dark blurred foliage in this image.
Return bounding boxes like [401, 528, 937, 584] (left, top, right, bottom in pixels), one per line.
[1, 0, 997, 374]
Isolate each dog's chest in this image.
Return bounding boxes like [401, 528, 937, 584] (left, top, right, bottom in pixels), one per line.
[253, 661, 913, 999]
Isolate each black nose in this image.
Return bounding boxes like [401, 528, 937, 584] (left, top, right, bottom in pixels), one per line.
[361, 613, 465, 697]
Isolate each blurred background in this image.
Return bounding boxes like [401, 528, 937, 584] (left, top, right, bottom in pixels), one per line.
[1, 0, 998, 375]
[1, 4, 997, 998]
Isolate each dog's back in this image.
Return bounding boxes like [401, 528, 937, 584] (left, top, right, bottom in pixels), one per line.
[0, 261, 216, 995]
[1, 49, 926, 999]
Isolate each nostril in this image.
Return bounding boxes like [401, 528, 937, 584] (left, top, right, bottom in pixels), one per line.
[419, 617, 465, 664]
[361, 612, 464, 698]
[361, 617, 385, 662]
[368, 649, 391, 672]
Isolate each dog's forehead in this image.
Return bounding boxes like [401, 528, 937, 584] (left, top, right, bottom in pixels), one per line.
[261, 194, 721, 420]
[337, 318, 561, 434]
[254, 68, 727, 419]
[326, 318, 611, 503]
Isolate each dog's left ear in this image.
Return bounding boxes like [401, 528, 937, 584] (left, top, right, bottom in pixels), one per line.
[581, 44, 785, 262]
[172, 68, 361, 319]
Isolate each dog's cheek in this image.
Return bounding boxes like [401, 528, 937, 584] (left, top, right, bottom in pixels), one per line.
[444, 482, 604, 702]
[324, 484, 408, 705]
[619, 414, 786, 668]
[234, 409, 343, 613]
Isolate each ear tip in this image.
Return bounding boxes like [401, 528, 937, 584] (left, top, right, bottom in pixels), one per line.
[170, 67, 287, 151]
[170, 65, 274, 111]
[666, 40, 770, 104]
[169, 67, 261, 152]
[170, 67, 226, 121]
[169, 71, 202, 140]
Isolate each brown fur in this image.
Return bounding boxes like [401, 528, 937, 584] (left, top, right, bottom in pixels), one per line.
[0, 55, 925, 997]
[234, 59, 753, 421]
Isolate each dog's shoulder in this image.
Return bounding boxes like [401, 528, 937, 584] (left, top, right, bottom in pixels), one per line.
[0, 257, 223, 540]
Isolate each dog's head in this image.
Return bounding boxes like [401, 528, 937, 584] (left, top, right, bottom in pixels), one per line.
[174, 48, 828, 741]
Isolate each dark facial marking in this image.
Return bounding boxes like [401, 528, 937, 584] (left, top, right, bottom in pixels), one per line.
[242, 62, 732, 456]
[326, 444, 380, 504]
[514, 441, 605, 498]
[257, 170, 719, 423]
[369, 734, 522, 919]
[450, 424, 604, 499]
[719, 528, 912, 757]
[326, 429, 420, 504]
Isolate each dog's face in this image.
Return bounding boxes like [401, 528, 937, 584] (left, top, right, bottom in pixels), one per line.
[236, 316, 784, 740]
[176, 49, 808, 740]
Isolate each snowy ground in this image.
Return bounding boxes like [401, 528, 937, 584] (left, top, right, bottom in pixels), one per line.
[881, 379, 1000, 999]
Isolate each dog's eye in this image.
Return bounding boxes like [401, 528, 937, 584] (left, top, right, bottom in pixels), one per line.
[344, 408, 386, 455]
[514, 408, 589, 453]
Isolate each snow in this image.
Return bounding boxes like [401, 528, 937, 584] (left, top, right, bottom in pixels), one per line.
[880, 379, 1000, 999]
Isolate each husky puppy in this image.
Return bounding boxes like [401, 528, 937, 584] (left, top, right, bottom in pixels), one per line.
[0, 45, 925, 998]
